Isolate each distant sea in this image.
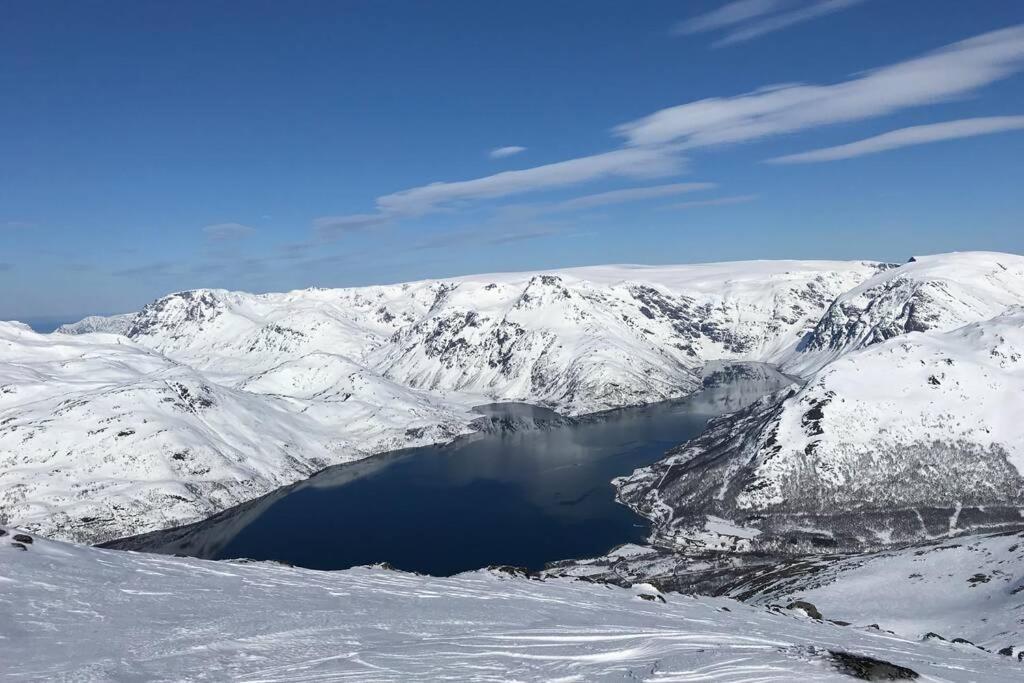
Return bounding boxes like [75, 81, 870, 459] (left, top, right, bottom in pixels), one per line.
[16, 317, 83, 333]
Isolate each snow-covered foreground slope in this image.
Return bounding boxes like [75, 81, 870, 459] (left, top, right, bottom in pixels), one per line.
[0, 322, 476, 543]
[1, 528, 1019, 682]
[783, 252, 1024, 376]
[549, 529, 1024, 657]
[727, 528, 1024, 656]
[616, 307, 1024, 552]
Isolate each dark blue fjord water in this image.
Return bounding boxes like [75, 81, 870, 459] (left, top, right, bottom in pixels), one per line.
[110, 363, 792, 575]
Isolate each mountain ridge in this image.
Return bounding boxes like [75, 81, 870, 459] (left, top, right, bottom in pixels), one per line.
[5, 253, 1020, 545]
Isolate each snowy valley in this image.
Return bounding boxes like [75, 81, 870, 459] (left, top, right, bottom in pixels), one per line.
[2, 259, 881, 543]
[3, 251, 1024, 681]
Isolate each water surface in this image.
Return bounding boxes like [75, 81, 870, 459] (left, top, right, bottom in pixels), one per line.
[111, 363, 793, 575]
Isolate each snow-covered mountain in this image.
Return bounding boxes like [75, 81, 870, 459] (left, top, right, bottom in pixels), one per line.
[10, 253, 1023, 547]
[616, 302, 1024, 554]
[2, 527, 1018, 681]
[782, 251, 1024, 376]
[0, 322, 476, 543]
[112, 260, 883, 413]
[366, 262, 883, 413]
[54, 312, 136, 336]
[0, 259, 882, 543]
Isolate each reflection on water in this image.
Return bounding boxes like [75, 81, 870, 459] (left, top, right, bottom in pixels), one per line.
[108, 362, 795, 575]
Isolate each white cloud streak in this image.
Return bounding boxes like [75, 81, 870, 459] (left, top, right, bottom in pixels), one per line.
[553, 182, 716, 211]
[313, 147, 687, 239]
[313, 213, 392, 238]
[312, 25, 1024, 240]
[374, 147, 685, 216]
[620, 24, 1024, 148]
[203, 222, 255, 241]
[768, 115, 1024, 163]
[670, 194, 759, 209]
[715, 0, 867, 46]
[489, 145, 527, 158]
[674, 0, 786, 36]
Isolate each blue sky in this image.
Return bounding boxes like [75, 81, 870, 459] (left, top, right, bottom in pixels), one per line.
[2, 0, 1023, 322]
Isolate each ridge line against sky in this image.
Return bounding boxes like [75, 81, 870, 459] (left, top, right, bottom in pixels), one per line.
[2, 1, 1023, 320]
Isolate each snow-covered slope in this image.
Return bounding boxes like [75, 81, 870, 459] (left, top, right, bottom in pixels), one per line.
[1, 527, 1018, 681]
[0, 322, 476, 543]
[726, 528, 1024, 656]
[616, 307, 1024, 553]
[783, 252, 1024, 376]
[2, 260, 883, 543]
[98, 260, 883, 413]
[2, 260, 887, 543]
[54, 312, 135, 336]
[548, 528, 1024, 657]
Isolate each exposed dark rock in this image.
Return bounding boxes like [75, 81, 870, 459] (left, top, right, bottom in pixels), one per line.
[13, 533, 33, 544]
[967, 573, 990, 586]
[786, 600, 822, 619]
[169, 382, 215, 411]
[10, 543, 27, 551]
[827, 650, 919, 680]
[128, 289, 225, 338]
[637, 593, 666, 603]
[951, 637, 986, 651]
[487, 565, 534, 579]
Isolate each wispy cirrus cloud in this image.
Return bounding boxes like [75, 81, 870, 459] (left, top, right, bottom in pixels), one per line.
[767, 115, 1024, 163]
[313, 213, 393, 239]
[313, 146, 686, 240]
[495, 182, 717, 220]
[375, 147, 685, 215]
[203, 222, 256, 241]
[312, 25, 1024, 242]
[489, 145, 527, 159]
[674, 0, 785, 36]
[2, 220, 34, 230]
[669, 194, 759, 209]
[551, 182, 715, 211]
[112, 262, 179, 278]
[414, 225, 566, 251]
[619, 25, 1024, 148]
[677, 0, 867, 47]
